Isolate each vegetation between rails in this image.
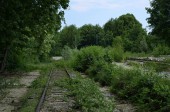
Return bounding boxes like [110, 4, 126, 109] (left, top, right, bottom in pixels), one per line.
[56, 74, 114, 112]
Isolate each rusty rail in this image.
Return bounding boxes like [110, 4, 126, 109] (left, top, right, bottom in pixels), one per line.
[35, 70, 53, 112]
[35, 67, 74, 112]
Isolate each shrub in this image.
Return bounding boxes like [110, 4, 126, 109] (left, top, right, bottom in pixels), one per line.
[152, 44, 170, 56]
[108, 46, 124, 62]
[110, 67, 170, 111]
[72, 46, 106, 72]
[86, 61, 113, 86]
[61, 46, 73, 60]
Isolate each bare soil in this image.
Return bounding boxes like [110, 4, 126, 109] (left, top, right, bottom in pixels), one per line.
[0, 71, 40, 112]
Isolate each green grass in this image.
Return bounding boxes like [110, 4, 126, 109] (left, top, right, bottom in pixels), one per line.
[143, 62, 170, 72]
[124, 52, 151, 59]
[56, 74, 114, 112]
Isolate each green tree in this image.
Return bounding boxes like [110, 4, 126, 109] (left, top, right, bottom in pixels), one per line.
[79, 24, 104, 47]
[104, 14, 142, 37]
[146, 0, 170, 45]
[59, 25, 81, 49]
[123, 26, 148, 52]
[102, 31, 114, 47]
[104, 13, 148, 52]
[0, 0, 69, 72]
[50, 32, 62, 56]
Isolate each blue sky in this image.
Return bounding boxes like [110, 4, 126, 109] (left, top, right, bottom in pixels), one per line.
[63, 0, 150, 29]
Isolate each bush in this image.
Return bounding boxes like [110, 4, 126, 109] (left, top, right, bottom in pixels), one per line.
[61, 46, 73, 60]
[110, 67, 170, 111]
[153, 44, 170, 56]
[86, 61, 113, 86]
[107, 46, 124, 62]
[72, 46, 107, 72]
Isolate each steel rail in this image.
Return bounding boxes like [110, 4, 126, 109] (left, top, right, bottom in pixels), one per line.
[35, 70, 53, 112]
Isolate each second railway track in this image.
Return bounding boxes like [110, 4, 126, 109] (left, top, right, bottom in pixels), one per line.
[36, 69, 74, 112]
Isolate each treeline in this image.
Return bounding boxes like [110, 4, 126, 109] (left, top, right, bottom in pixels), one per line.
[0, 0, 69, 72]
[52, 13, 170, 56]
[0, 0, 169, 72]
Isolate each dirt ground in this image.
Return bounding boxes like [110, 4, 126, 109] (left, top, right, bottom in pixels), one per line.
[0, 71, 40, 112]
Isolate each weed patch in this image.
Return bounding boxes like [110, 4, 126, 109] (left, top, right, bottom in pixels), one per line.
[17, 63, 53, 112]
[56, 74, 114, 112]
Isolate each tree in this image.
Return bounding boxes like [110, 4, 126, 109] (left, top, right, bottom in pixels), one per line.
[59, 25, 81, 49]
[104, 13, 148, 52]
[0, 0, 69, 72]
[146, 0, 170, 45]
[123, 26, 148, 52]
[102, 31, 114, 47]
[104, 13, 142, 37]
[79, 24, 104, 48]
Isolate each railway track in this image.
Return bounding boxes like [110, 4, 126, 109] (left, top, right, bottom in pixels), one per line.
[36, 68, 74, 112]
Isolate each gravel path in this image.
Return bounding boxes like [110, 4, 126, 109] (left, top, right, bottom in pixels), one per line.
[100, 86, 136, 112]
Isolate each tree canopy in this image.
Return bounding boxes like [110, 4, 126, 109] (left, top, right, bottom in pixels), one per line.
[0, 0, 69, 72]
[79, 24, 104, 47]
[104, 13, 148, 52]
[146, 0, 170, 45]
[59, 25, 81, 49]
[104, 13, 142, 37]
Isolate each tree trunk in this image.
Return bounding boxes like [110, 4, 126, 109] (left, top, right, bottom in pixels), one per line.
[0, 47, 9, 73]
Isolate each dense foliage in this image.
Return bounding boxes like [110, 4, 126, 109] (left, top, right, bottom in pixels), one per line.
[57, 14, 151, 53]
[68, 46, 170, 111]
[72, 46, 107, 72]
[59, 25, 81, 49]
[0, 0, 69, 72]
[79, 24, 104, 47]
[146, 0, 170, 45]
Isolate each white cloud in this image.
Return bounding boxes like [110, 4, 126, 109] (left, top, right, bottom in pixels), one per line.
[70, 0, 150, 12]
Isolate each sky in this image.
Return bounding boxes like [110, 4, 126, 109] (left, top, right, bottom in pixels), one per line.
[63, 0, 151, 29]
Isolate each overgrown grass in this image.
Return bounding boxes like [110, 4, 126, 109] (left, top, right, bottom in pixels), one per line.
[124, 51, 151, 59]
[17, 62, 54, 112]
[143, 62, 170, 72]
[110, 67, 170, 111]
[85, 61, 170, 111]
[66, 46, 170, 111]
[56, 74, 114, 112]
